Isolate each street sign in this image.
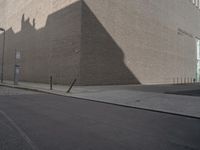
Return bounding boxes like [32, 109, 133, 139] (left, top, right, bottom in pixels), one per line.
[16, 51, 21, 59]
[14, 65, 20, 85]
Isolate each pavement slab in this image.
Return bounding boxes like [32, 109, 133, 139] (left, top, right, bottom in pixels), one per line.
[1, 81, 200, 118]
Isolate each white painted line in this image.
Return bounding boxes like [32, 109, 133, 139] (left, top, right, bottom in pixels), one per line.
[0, 110, 39, 150]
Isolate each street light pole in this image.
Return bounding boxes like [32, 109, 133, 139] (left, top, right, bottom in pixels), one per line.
[0, 28, 5, 83]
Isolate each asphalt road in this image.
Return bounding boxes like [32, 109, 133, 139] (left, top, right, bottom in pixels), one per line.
[0, 87, 199, 150]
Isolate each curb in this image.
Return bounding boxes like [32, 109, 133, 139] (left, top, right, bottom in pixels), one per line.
[0, 83, 200, 120]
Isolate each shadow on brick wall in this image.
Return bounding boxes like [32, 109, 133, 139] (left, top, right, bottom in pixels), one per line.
[0, 1, 140, 85]
[80, 2, 140, 85]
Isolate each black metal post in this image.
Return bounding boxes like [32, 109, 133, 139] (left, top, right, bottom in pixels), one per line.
[50, 76, 53, 90]
[0, 28, 5, 83]
[193, 78, 196, 84]
[67, 79, 77, 93]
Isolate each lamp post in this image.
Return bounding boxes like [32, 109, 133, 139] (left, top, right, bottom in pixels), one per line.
[0, 28, 5, 83]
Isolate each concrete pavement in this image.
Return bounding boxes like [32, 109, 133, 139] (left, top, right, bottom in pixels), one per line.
[1, 80, 200, 118]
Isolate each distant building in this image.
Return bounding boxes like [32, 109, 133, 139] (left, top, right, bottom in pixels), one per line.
[0, 0, 200, 85]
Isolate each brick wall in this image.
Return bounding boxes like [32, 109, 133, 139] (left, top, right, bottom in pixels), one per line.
[0, 0, 200, 85]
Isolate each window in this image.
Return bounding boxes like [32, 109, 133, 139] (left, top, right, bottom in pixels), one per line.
[196, 0, 200, 7]
[192, 0, 200, 9]
[199, 0, 200, 9]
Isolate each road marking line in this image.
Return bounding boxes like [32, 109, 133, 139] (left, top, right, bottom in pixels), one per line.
[0, 110, 39, 150]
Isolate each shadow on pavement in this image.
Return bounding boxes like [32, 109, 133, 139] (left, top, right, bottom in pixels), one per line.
[166, 90, 200, 97]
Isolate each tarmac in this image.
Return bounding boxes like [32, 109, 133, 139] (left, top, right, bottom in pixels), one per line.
[0, 88, 199, 150]
[0, 80, 200, 118]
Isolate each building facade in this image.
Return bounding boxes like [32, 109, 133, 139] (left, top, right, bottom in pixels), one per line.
[0, 0, 200, 85]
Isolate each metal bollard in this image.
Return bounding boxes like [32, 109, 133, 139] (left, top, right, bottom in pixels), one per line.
[193, 78, 196, 84]
[184, 77, 186, 84]
[50, 76, 53, 90]
[67, 79, 77, 93]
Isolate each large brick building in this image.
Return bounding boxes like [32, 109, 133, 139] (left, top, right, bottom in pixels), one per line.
[0, 0, 200, 85]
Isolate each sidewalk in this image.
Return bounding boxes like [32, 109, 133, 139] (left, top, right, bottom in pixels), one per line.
[1, 80, 200, 118]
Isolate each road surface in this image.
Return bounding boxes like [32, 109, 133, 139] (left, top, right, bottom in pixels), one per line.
[0, 86, 199, 150]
